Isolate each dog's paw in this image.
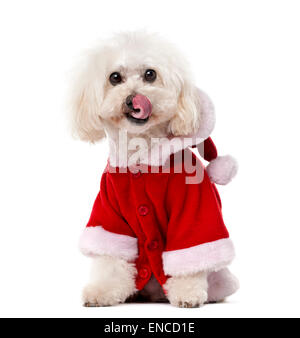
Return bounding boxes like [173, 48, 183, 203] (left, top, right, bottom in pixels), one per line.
[82, 283, 126, 307]
[165, 273, 208, 308]
[170, 289, 208, 308]
[82, 256, 138, 307]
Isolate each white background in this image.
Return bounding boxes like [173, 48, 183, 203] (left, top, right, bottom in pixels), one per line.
[0, 0, 299, 318]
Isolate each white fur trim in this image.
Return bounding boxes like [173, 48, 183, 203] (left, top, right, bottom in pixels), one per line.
[207, 268, 239, 302]
[162, 238, 235, 276]
[79, 226, 138, 261]
[206, 155, 238, 185]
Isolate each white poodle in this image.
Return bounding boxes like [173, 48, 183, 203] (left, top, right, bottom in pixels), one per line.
[70, 31, 239, 308]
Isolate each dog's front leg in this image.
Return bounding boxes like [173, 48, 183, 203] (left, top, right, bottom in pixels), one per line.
[165, 271, 208, 308]
[82, 255, 137, 307]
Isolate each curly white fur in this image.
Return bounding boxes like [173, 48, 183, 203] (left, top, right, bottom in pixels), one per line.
[69, 31, 213, 144]
[165, 272, 208, 308]
[82, 255, 137, 307]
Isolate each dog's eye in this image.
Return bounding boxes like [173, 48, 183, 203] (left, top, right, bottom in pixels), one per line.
[109, 72, 122, 85]
[144, 69, 156, 83]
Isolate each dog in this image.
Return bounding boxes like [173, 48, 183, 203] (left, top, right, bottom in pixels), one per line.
[70, 31, 239, 307]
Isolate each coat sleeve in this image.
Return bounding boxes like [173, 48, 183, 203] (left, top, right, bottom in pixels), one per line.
[79, 172, 138, 261]
[162, 158, 235, 276]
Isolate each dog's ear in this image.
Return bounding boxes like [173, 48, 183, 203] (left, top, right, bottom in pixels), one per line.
[69, 52, 106, 143]
[169, 84, 215, 139]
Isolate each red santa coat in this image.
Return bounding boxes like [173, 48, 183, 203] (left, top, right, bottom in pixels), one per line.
[79, 140, 235, 291]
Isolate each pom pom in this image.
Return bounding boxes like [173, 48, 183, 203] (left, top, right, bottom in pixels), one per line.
[206, 155, 238, 185]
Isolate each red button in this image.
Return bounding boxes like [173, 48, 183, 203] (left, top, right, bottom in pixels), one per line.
[138, 268, 150, 279]
[138, 205, 149, 216]
[132, 171, 141, 178]
[147, 240, 159, 251]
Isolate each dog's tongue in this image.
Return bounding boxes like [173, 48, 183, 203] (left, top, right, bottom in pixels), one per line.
[131, 94, 152, 119]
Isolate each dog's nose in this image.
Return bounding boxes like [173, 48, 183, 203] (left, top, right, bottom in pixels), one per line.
[126, 95, 135, 109]
[125, 94, 152, 120]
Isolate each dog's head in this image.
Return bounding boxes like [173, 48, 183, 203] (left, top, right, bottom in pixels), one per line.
[70, 31, 215, 142]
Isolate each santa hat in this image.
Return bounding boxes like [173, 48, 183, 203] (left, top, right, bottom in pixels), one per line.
[196, 137, 238, 185]
[190, 89, 238, 185]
